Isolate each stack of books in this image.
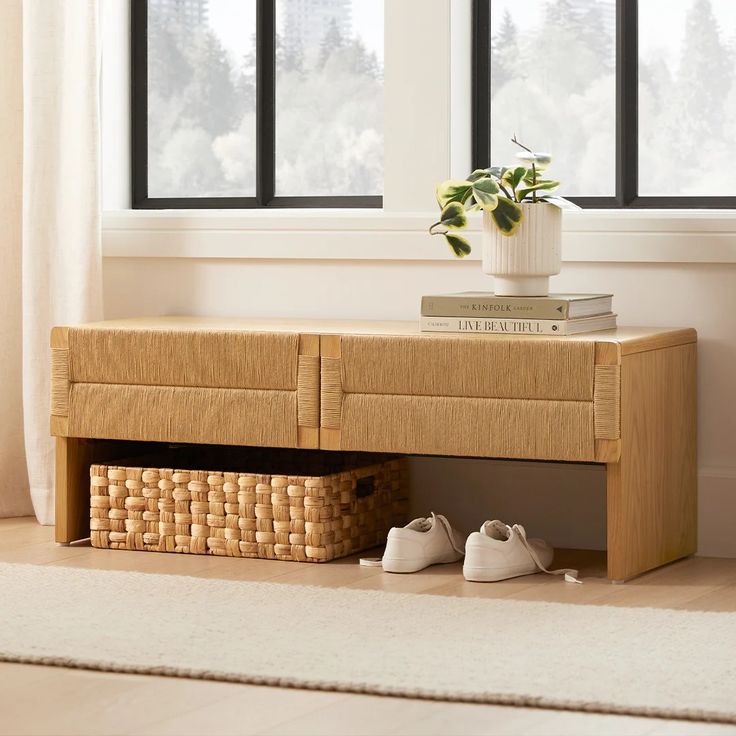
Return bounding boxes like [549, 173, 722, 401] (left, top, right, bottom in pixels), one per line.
[420, 292, 616, 335]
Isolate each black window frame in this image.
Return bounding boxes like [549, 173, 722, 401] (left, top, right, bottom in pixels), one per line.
[131, 0, 382, 209]
[472, 0, 736, 209]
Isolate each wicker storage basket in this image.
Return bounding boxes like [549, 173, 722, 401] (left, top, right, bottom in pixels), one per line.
[90, 446, 408, 562]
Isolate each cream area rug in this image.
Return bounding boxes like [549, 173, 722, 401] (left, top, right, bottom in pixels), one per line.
[1, 563, 734, 724]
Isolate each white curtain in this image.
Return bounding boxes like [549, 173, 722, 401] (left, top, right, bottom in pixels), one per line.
[0, 0, 32, 519]
[0, 0, 103, 522]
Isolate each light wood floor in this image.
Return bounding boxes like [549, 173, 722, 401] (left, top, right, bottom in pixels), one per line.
[1, 517, 735, 736]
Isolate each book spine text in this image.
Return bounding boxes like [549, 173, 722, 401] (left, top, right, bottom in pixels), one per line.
[420, 317, 569, 335]
[421, 298, 569, 319]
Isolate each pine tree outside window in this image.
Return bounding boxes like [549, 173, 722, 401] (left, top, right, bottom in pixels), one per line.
[473, 0, 736, 208]
[133, 0, 384, 208]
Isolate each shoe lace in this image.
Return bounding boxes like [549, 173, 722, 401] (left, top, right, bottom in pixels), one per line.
[434, 513, 465, 556]
[512, 524, 581, 584]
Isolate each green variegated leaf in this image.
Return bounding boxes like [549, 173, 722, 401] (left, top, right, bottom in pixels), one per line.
[490, 196, 523, 236]
[439, 201, 467, 229]
[488, 166, 507, 180]
[467, 168, 491, 182]
[517, 180, 560, 200]
[428, 200, 470, 236]
[501, 166, 528, 190]
[471, 177, 500, 210]
[435, 179, 473, 208]
[445, 233, 472, 257]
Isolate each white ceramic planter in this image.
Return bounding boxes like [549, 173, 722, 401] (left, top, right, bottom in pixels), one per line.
[482, 202, 562, 296]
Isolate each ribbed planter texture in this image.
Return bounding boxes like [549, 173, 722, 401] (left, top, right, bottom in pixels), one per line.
[482, 202, 562, 296]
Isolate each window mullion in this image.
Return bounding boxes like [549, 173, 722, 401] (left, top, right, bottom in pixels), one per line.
[131, 0, 148, 208]
[616, 0, 638, 206]
[256, 0, 276, 206]
[471, 0, 490, 169]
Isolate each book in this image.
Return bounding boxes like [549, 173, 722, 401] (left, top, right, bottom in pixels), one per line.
[421, 292, 613, 320]
[420, 313, 618, 336]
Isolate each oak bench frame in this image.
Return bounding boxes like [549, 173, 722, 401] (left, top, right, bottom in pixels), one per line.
[51, 318, 698, 582]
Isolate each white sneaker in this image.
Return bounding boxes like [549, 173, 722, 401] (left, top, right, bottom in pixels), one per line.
[382, 512, 465, 573]
[463, 520, 579, 583]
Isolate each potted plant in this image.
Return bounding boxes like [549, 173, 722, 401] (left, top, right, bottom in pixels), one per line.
[429, 136, 575, 297]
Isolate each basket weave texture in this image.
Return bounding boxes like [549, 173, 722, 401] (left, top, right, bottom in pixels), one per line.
[90, 456, 408, 562]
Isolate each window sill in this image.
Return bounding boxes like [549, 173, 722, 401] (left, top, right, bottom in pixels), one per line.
[102, 209, 736, 264]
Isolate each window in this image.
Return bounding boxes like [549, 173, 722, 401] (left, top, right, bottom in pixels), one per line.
[132, 0, 384, 208]
[473, 0, 736, 207]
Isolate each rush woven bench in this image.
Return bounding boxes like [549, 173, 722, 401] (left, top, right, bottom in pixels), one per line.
[50, 317, 697, 581]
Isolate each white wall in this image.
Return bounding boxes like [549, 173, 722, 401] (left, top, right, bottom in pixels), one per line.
[101, 253, 736, 556]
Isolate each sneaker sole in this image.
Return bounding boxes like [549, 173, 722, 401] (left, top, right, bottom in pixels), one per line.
[382, 555, 463, 574]
[463, 565, 539, 582]
[381, 557, 430, 574]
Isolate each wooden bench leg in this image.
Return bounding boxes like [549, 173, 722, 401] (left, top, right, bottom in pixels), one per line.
[55, 437, 94, 544]
[606, 343, 697, 581]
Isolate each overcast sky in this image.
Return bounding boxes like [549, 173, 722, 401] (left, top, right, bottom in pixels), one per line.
[207, 0, 736, 75]
[491, 0, 736, 69]
[208, 0, 383, 65]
